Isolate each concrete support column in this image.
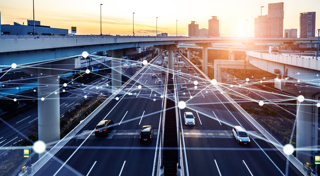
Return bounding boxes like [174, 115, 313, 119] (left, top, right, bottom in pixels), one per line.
[168, 48, 174, 71]
[296, 96, 318, 164]
[38, 74, 60, 145]
[187, 50, 190, 60]
[229, 50, 235, 60]
[202, 46, 208, 75]
[112, 49, 123, 93]
[102, 50, 107, 56]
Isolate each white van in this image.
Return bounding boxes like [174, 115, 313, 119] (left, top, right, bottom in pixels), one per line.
[232, 126, 250, 145]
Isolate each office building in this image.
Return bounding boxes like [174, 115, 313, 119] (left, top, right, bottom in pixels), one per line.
[1, 20, 68, 36]
[157, 33, 168, 37]
[284, 29, 297, 38]
[188, 21, 199, 37]
[254, 15, 268, 38]
[199, 28, 208, 37]
[268, 2, 284, 38]
[208, 16, 220, 37]
[300, 12, 316, 38]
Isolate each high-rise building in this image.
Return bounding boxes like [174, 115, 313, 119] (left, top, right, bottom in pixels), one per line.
[188, 21, 199, 37]
[254, 15, 268, 38]
[199, 28, 208, 37]
[300, 12, 316, 38]
[208, 16, 220, 37]
[284, 29, 297, 38]
[268, 2, 284, 38]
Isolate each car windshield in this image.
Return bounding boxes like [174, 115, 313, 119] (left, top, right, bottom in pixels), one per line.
[186, 114, 194, 119]
[238, 132, 247, 137]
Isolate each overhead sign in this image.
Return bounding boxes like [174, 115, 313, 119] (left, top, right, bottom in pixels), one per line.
[315, 154, 320, 164]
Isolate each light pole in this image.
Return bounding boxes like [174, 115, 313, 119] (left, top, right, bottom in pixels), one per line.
[176, 20, 178, 37]
[260, 6, 264, 53]
[33, 0, 35, 35]
[100, 4, 103, 35]
[246, 19, 248, 47]
[156, 17, 158, 37]
[133, 12, 135, 36]
[317, 29, 320, 58]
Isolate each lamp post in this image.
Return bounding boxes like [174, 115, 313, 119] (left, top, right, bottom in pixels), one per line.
[260, 6, 264, 53]
[176, 20, 178, 37]
[33, 0, 35, 35]
[100, 4, 103, 35]
[133, 12, 135, 36]
[317, 29, 320, 58]
[156, 17, 158, 37]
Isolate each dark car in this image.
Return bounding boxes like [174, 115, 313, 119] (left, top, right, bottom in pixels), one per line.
[95, 120, 114, 137]
[140, 125, 154, 143]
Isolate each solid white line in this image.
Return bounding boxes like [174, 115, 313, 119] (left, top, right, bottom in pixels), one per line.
[136, 91, 141, 98]
[0, 136, 18, 147]
[200, 91, 205, 98]
[119, 160, 126, 176]
[212, 110, 222, 125]
[119, 111, 128, 125]
[145, 79, 148, 84]
[196, 111, 202, 125]
[86, 161, 97, 176]
[188, 91, 191, 97]
[16, 115, 31, 124]
[28, 118, 37, 124]
[138, 110, 145, 125]
[149, 90, 153, 97]
[214, 159, 222, 176]
[242, 160, 254, 176]
[0, 139, 6, 144]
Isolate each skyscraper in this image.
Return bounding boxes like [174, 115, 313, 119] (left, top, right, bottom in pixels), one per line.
[284, 29, 297, 38]
[188, 21, 199, 37]
[300, 12, 316, 38]
[254, 15, 268, 38]
[199, 28, 208, 37]
[268, 2, 284, 38]
[208, 16, 220, 37]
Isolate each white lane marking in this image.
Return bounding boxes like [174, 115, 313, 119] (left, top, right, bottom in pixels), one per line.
[242, 160, 254, 176]
[0, 136, 18, 147]
[119, 160, 126, 176]
[16, 116, 31, 124]
[136, 91, 141, 98]
[196, 111, 202, 125]
[86, 161, 97, 176]
[138, 111, 145, 125]
[212, 110, 222, 125]
[149, 90, 153, 97]
[188, 91, 191, 97]
[145, 79, 148, 84]
[214, 159, 222, 176]
[28, 118, 37, 124]
[200, 91, 205, 98]
[67, 102, 75, 108]
[0, 139, 7, 144]
[119, 111, 128, 125]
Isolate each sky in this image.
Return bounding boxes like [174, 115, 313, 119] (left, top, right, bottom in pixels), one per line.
[0, 0, 319, 37]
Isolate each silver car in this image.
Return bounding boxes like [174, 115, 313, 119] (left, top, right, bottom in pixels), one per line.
[184, 112, 195, 126]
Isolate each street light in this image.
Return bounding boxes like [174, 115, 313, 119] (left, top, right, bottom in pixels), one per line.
[317, 29, 320, 58]
[33, 0, 35, 35]
[260, 6, 264, 53]
[176, 20, 178, 37]
[100, 4, 103, 35]
[156, 17, 158, 37]
[133, 12, 135, 36]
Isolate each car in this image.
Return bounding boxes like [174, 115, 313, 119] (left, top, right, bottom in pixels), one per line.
[232, 126, 251, 145]
[188, 67, 193, 70]
[184, 112, 195, 126]
[95, 120, 114, 137]
[140, 125, 154, 143]
[178, 70, 182, 76]
[180, 84, 187, 90]
[151, 73, 157, 78]
[155, 79, 163, 85]
[194, 73, 199, 77]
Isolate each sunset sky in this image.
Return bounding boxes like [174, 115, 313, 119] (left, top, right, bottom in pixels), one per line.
[0, 0, 319, 37]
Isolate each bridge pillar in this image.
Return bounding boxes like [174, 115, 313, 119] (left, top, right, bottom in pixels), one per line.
[168, 46, 175, 71]
[187, 50, 190, 60]
[111, 49, 123, 93]
[296, 94, 318, 164]
[196, 43, 211, 76]
[229, 50, 235, 60]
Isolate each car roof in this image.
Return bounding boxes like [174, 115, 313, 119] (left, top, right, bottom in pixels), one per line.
[141, 125, 152, 132]
[97, 120, 111, 127]
[234, 126, 246, 132]
[185, 112, 193, 115]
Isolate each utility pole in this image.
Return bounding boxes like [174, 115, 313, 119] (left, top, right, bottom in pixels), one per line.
[100, 4, 103, 35]
[260, 6, 264, 53]
[156, 17, 158, 37]
[176, 20, 178, 37]
[317, 29, 320, 58]
[33, 0, 35, 35]
[133, 12, 135, 36]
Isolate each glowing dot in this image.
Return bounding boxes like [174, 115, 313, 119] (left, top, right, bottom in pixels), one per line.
[54, 92, 57, 94]
[153, 98, 156, 101]
[317, 103, 320, 107]
[84, 95, 87, 99]
[260, 80, 262, 83]
[138, 85, 142, 89]
[239, 85, 241, 87]
[259, 101, 264, 106]
[11, 63, 17, 69]
[82, 51, 89, 59]
[178, 101, 186, 109]
[230, 85, 233, 87]
[246, 78, 249, 82]
[194, 86, 197, 89]
[206, 91, 208, 93]
[154, 94, 157, 96]
[194, 81, 198, 85]
[63, 89, 65, 92]
[41, 97, 45, 101]
[33, 140, 46, 154]
[63, 83, 67, 87]
[183, 92, 186, 95]
[160, 95, 164, 98]
[297, 72, 300, 75]
[96, 86, 99, 89]
[115, 97, 119, 101]
[275, 78, 279, 81]
[211, 79, 217, 85]
[297, 95, 304, 102]
[85, 69, 90, 74]
[33, 89, 36, 92]
[263, 77, 265, 79]
[129, 92, 132, 96]
[13, 98, 17, 102]
[283, 144, 294, 155]
[190, 96, 193, 99]
[220, 91, 224, 94]
[106, 84, 109, 87]
[317, 74, 319, 77]
[143, 60, 148, 65]
[71, 82, 74, 84]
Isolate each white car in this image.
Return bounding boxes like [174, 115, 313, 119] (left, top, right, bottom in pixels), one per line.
[232, 126, 251, 145]
[184, 112, 195, 126]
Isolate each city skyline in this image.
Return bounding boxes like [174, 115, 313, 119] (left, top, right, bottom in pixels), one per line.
[0, 0, 319, 37]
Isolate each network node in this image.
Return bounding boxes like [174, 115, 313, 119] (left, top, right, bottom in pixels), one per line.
[33, 140, 46, 154]
[283, 144, 294, 155]
[178, 101, 186, 109]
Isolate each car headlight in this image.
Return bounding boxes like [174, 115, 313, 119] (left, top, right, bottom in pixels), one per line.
[248, 139, 251, 142]
[239, 139, 242, 142]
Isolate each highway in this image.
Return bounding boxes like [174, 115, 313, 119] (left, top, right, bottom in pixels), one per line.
[34, 55, 166, 176]
[175, 54, 302, 176]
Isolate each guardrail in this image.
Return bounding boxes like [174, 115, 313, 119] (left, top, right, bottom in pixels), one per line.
[28, 53, 162, 176]
[181, 52, 307, 176]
